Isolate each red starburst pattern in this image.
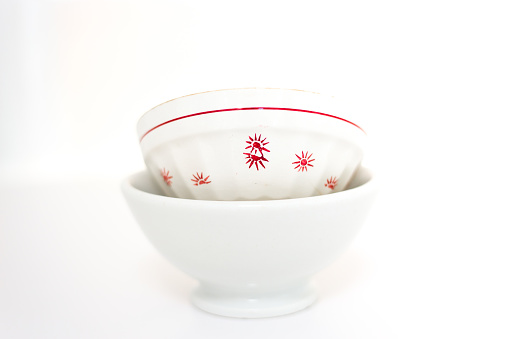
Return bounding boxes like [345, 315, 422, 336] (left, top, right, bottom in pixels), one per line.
[245, 133, 270, 156]
[161, 168, 173, 186]
[243, 153, 269, 170]
[325, 176, 338, 190]
[244, 133, 269, 170]
[191, 172, 211, 186]
[293, 151, 315, 172]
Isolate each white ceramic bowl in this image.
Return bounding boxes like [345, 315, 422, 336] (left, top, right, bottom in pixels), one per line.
[121, 167, 378, 318]
[137, 88, 367, 201]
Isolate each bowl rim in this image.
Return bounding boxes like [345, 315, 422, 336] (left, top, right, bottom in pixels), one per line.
[139, 88, 327, 124]
[121, 166, 378, 207]
[136, 88, 366, 143]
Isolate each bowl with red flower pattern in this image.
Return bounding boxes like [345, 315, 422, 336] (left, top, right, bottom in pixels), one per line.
[137, 88, 367, 201]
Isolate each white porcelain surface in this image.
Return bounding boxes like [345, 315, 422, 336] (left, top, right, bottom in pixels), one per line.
[121, 167, 378, 318]
[137, 88, 367, 201]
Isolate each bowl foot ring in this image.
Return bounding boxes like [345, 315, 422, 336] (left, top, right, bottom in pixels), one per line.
[191, 281, 317, 318]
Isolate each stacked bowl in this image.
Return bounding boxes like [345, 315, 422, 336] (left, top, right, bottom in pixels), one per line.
[122, 88, 378, 318]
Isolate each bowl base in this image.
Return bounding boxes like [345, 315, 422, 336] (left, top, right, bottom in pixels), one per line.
[190, 281, 317, 318]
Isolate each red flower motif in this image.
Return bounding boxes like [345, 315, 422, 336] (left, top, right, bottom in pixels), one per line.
[244, 133, 270, 170]
[243, 152, 269, 170]
[245, 133, 270, 156]
[161, 168, 173, 186]
[191, 172, 211, 186]
[325, 176, 338, 190]
[293, 151, 315, 172]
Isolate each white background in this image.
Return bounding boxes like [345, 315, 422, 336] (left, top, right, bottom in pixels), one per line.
[1, 0, 508, 338]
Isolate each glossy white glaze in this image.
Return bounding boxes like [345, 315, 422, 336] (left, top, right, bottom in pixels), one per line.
[121, 167, 378, 318]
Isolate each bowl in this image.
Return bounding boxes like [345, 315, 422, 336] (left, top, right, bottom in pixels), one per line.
[121, 166, 378, 318]
[137, 88, 367, 201]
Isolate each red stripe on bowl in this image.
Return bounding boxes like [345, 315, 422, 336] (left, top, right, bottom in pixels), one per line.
[140, 107, 365, 142]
